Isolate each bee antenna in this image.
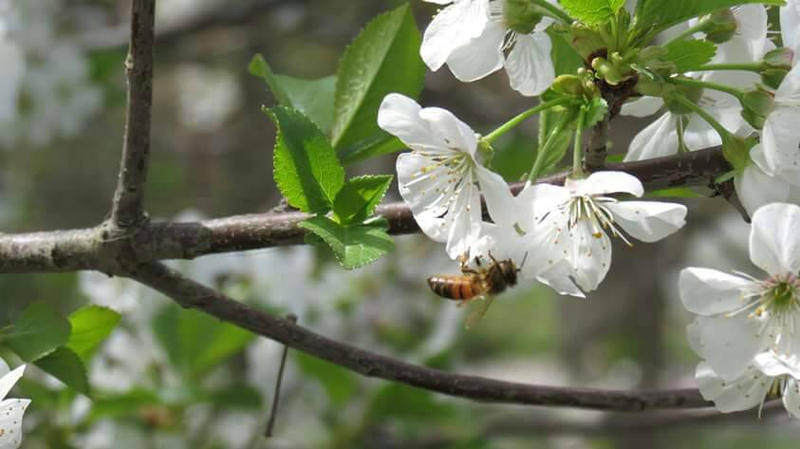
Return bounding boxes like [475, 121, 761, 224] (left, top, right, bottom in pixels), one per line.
[518, 252, 529, 271]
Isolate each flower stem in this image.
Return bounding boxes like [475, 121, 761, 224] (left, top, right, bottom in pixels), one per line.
[695, 62, 763, 72]
[482, 98, 571, 144]
[672, 94, 730, 138]
[527, 112, 573, 182]
[532, 0, 574, 24]
[572, 107, 587, 178]
[663, 19, 708, 46]
[669, 77, 745, 101]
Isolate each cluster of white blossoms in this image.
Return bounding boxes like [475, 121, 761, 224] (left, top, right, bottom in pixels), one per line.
[379, 0, 800, 418]
[0, 362, 29, 449]
[681, 203, 800, 416]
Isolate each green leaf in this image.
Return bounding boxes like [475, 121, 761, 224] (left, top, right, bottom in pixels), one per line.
[90, 390, 161, 419]
[295, 352, 357, 405]
[339, 135, 406, 165]
[268, 106, 345, 214]
[298, 216, 394, 269]
[530, 107, 574, 180]
[333, 175, 393, 224]
[66, 306, 121, 362]
[489, 133, 537, 182]
[203, 384, 263, 409]
[635, 0, 783, 34]
[547, 27, 584, 76]
[153, 305, 255, 379]
[249, 54, 336, 133]
[3, 302, 71, 362]
[645, 187, 702, 198]
[331, 3, 424, 150]
[368, 384, 455, 420]
[35, 347, 90, 395]
[664, 39, 717, 72]
[560, 0, 625, 25]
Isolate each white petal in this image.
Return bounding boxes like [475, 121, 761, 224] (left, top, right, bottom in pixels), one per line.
[570, 171, 644, 197]
[444, 182, 483, 259]
[775, 62, 800, 104]
[754, 352, 800, 378]
[682, 113, 724, 150]
[474, 164, 516, 227]
[732, 5, 768, 47]
[568, 220, 612, 293]
[0, 398, 29, 449]
[0, 366, 24, 402]
[696, 362, 770, 413]
[420, 0, 490, 71]
[759, 107, 800, 181]
[445, 20, 505, 82]
[624, 113, 680, 161]
[781, 0, 800, 56]
[679, 267, 756, 316]
[698, 315, 766, 380]
[419, 107, 479, 156]
[515, 182, 570, 232]
[504, 31, 555, 97]
[687, 318, 705, 358]
[605, 200, 687, 242]
[783, 378, 800, 419]
[734, 162, 792, 217]
[620, 97, 663, 118]
[749, 202, 800, 275]
[378, 94, 444, 152]
[424, 0, 454, 4]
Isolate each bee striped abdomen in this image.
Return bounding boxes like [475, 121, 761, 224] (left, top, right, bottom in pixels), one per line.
[427, 275, 484, 300]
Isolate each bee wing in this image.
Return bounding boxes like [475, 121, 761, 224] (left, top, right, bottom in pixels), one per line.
[465, 295, 495, 330]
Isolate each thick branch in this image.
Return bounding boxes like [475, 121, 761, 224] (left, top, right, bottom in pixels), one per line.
[128, 261, 711, 411]
[0, 148, 730, 273]
[110, 0, 156, 228]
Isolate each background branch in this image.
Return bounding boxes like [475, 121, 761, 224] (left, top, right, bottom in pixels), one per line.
[127, 261, 712, 411]
[110, 0, 156, 228]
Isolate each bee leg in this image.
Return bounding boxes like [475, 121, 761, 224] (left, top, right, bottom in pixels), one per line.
[488, 251, 499, 265]
[458, 253, 470, 271]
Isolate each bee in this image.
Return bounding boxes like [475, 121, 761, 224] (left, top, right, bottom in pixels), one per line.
[427, 253, 525, 327]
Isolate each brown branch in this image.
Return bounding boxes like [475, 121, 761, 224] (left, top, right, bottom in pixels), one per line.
[110, 0, 156, 228]
[0, 148, 730, 274]
[127, 261, 711, 411]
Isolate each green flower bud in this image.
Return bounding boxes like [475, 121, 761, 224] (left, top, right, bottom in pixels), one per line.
[504, 0, 546, 34]
[703, 9, 737, 44]
[552, 75, 586, 96]
[740, 86, 774, 129]
[761, 48, 794, 89]
[591, 57, 627, 85]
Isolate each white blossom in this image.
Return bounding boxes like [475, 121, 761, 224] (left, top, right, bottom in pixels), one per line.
[0, 363, 29, 449]
[480, 172, 686, 297]
[378, 93, 514, 259]
[420, 0, 556, 96]
[680, 203, 800, 381]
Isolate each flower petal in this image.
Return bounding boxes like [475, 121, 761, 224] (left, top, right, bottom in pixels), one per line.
[620, 97, 663, 118]
[378, 94, 446, 152]
[0, 366, 24, 402]
[749, 202, 800, 275]
[697, 314, 765, 380]
[679, 267, 756, 316]
[504, 31, 555, 97]
[604, 200, 687, 242]
[445, 19, 505, 82]
[515, 182, 570, 232]
[781, 0, 800, 56]
[734, 160, 792, 217]
[754, 351, 800, 378]
[419, 107, 479, 156]
[783, 378, 800, 419]
[474, 164, 516, 227]
[420, 0, 489, 71]
[0, 398, 29, 449]
[696, 362, 770, 413]
[624, 113, 680, 161]
[759, 107, 800, 182]
[570, 171, 644, 197]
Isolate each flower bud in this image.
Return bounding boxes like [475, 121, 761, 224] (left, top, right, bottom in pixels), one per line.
[591, 57, 627, 85]
[552, 74, 586, 96]
[761, 48, 794, 89]
[740, 86, 774, 129]
[703, 9, 737, 44]
[503, 0, 546, 34]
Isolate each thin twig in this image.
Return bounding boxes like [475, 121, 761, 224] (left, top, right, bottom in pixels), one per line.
[127, 261, 712, 411]
[0, 148, 730, 274]
[264, 313, 297, 438]
[110, 0, 156, 228]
